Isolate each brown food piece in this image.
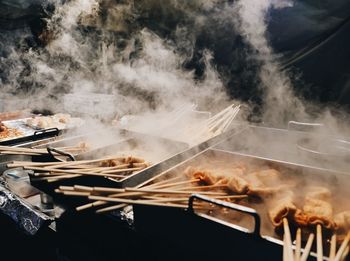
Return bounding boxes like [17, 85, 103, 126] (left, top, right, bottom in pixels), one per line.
[304, 186, 333, 228]
[294, 209, 309, 227]
[334, 211, 350, 233]
[255, 169, 281, 184]
[294, 187, 334, 229]
[78, 142, 90, 151]
[245, 169, 284, 198]
[99, 159, 120, 167]
[268, 191, 297, 227]
[0, 123, 23, 140]
[184, 166, 217, 185]
[125, 156, 145, 164]
[303, 197, 334, 229]
[0, 121, 7, 132]
[305, 186, 331, 201]
[227, 175, 249, 194]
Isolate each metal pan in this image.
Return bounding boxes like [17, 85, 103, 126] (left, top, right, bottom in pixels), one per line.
[28, 134, 189, 198]
[28, 127, 247, 207]
[133, 148, 350, 261]
[213, 124, 350, 172]
[0, 126, 60, 146]
[297, 136, 350, 163]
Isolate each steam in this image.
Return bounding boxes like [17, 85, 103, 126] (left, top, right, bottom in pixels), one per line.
[0, 0, 231, 122]
[0, 0, 349, 142]
[234, 0, 307, 125]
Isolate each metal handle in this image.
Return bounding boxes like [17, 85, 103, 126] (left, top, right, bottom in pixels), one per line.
[287, 121, 324, 132]
[33, 128, 59, 139]
[188, 194, 261, 237]
[47, 147, 75, 162]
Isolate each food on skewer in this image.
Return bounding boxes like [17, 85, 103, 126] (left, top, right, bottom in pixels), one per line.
[12, 155, 150, 182]
[269, 191, 297, 227]
[0, 121, 6, 132]
[184, 167, 218, 185]
[294, 187, 334, 229]
[226, 174, 249, 194]
[245, 169, 284, 197]
[335, 211, 350, 233]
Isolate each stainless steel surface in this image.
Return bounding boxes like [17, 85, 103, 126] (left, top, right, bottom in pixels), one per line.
[214, 124, 350, 172]
[136, 148, 350, 260]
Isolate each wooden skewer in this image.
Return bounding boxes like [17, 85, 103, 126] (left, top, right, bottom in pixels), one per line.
[300, 233, 315, 261]
[99, 167, 143, 174]
[330, 234, 337, 261]
[75, 200, 108, 211]
[76, 202, 94, 211]
[295, 228, 302, 261]
[88, 195, 190, 208]
[149, 179, 199, 190]
[317, 224, 323, 261]
[95, 204, 127, 214]
[74, 185, 94, 192]
[93, 187, 125, 193]
[136, 169, 172, 188]
[0, 146, 46, 153]
[98, 164, 130, 173]
[340, 246, 349, 261]
[140, 196, 191, 202]
[24, 166, 127, 178]
[143, 176, 182, 189]
[32, 174, 81, 181]
[33, 172, 54, 177]
[283, 218, 294, 261]
[8, 161, 68, 168]
[283, 234, 288, 261]
[48, 156, 125, 169]
[59, 186, 75, 191]
[175, 184, 228, 191]
[212, 194, 248, 200]
[125, 187, 226, 196]
[0, 151, 42, 156]
[334, 231, 350, 261]
[62, 191, 91, 197]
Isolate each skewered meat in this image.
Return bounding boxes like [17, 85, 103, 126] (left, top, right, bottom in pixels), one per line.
[184, 167, 218, 185]
[227, 175, 249, 194]
[78, 142, 91, 152]
[305, 186, 332, 201]
[0, 121, 6, 132]
[334, 211, 350, 233]
[295, 187, 334, 229]
[268, 191, 297, 227]
[100, 156, 146, 167]
[245, 169, 284, 197]
[125, 156, 145, 164]
[303, 197, 333, 228]
[100, 159, 120, 167]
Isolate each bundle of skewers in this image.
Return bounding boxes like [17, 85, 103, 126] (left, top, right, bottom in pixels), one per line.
[8, 155, 150, 182]
[53, 175, 248, 214]
[0, 142, 90, 157]
[184, 103, 241, 144]
[282, 218, 350, 261]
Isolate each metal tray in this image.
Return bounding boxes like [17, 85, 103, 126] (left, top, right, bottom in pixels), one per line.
[0, 119, 60, 146]
[133, 148, 350, 261]
[28, 126, 248, 208]
[28, 134, 189, 198]
[214, 124, 350, 172]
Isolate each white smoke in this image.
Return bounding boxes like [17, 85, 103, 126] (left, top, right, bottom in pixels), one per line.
[234, 0, 307, 126]
[1, 0, 232, 122]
